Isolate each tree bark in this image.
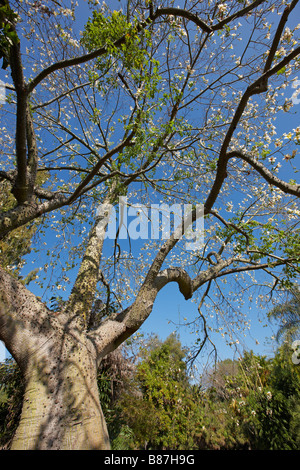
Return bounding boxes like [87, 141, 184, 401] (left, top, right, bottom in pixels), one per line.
[0, 266, 110, 450]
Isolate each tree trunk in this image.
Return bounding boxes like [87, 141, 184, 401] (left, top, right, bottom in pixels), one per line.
[0, 266, 110, 450]
[10, 327, 110, 450]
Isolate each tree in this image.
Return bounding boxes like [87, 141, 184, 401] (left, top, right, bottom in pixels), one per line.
[0, 0, 300, 449]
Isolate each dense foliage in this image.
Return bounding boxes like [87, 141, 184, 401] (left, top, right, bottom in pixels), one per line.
[112, 334, 203, 450]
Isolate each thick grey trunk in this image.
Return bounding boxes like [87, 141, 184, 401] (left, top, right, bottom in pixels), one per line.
[10, 332, 110, 450]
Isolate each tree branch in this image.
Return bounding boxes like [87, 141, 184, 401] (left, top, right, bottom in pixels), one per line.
[153, 7, 212, 33]
[211, 258, 291, 280]
[9, 38, 28, 203]
[63, 219, 106, 329]
[263, 0, 299, 73]
[154, 267, 194, 300]
[204, 43, 300, 213]
[26, 12, 156, 94]
[0, 194, 68, 239]
[25, 0, 269, 96]
[26, 105, 38, 195]
[31, 80, 92, 111]
[88, 227, 298, 360]
[212, 0, 268, 31]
